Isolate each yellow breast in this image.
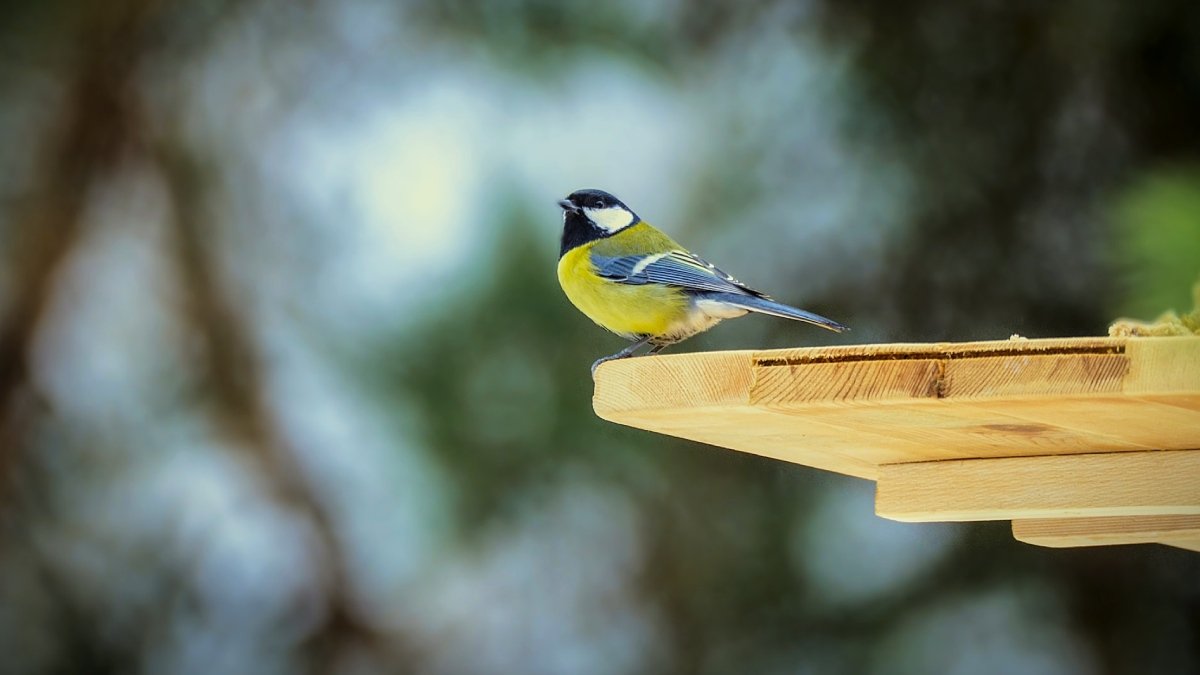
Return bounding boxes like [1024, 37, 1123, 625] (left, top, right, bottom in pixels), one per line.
[557, 242, 689, 339]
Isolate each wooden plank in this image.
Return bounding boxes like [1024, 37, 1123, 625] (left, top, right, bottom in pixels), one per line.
[1012, 515, 1200, 549]
[940, 351, 1128, 397]
[749, 357, 944, 403]
[593, 337, 1200, 473]
[592, 350, 755, 414]
[594, 337, 1200, 551]
[609, 406, 884, 479]
[876, 450, 1200, 522]
[765, 396, 1160, 460]
[951, 396, 1197, 452]
[591, 350, 893, 479]
[1124, 337, 1200, 393]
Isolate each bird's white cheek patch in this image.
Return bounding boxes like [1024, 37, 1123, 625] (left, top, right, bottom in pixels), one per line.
[583, 206, 635, 233]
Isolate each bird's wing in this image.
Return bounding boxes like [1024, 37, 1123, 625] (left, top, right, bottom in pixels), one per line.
[592, 250, 767, 298]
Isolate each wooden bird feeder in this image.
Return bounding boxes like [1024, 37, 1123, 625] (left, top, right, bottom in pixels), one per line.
[592, 336, 1200, 552]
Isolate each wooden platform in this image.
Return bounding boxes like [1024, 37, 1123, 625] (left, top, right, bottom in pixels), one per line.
[593, 336, 1200, 551]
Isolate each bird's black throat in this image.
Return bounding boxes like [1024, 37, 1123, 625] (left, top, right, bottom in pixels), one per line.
[559, 210, 609, 257]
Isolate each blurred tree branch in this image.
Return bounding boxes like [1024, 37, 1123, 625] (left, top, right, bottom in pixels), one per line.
[1, 0, 392, 668]
[154, 142, 392, 671]
[0, 4, 152, 491]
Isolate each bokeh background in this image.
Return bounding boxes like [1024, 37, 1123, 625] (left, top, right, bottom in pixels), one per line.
[2, 1, 1199, 673]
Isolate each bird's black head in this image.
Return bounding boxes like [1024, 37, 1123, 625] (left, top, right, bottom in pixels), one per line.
[557, 188, 639, 257]
[559, 189, 628, 212]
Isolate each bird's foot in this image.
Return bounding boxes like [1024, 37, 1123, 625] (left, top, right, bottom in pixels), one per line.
[591, 336, 661, 379]
[591, 352, 634, 378]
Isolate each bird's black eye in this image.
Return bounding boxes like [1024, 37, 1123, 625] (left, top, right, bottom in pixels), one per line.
[594, 200, 605, 208]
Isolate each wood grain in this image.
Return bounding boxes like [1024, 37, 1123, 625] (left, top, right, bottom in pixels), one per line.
[1012, 515, 1200, 551]
[1125, 338, 1200, 392]
[941, 353, 1127, 398]
[592, 337, 1200, 549]
[876, 450, 1200, 522]
[593, 337, 1200, 468]
[592, 350, 755, 414]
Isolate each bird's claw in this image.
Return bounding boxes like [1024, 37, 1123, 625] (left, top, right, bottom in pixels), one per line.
[591, 336, 659, 379]
[590, 354, 622, 379]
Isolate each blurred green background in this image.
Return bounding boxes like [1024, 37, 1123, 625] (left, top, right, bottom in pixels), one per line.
[1, 1, 1198, 674]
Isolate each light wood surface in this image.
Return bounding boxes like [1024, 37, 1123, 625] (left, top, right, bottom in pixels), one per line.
[875, 450, 1200, 521]
[594, 337, 1199, 476]
[1012, 516, 1200, 552]
[592, 336, 1200, 550]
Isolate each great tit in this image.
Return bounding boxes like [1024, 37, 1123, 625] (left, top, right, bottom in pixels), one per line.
[556, 188, 848, 374]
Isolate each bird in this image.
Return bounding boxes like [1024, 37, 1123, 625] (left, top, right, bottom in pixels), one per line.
[556, 188, 848, 375]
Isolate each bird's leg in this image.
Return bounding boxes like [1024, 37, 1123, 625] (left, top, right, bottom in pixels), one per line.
[647, 343, 671, 355]
[591, 335, 653, 377]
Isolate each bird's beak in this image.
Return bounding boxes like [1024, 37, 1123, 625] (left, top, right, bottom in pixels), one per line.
[557, 198, 579, 213]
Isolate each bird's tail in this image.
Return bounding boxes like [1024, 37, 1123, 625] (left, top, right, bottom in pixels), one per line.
[703, 292, 849, 333]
